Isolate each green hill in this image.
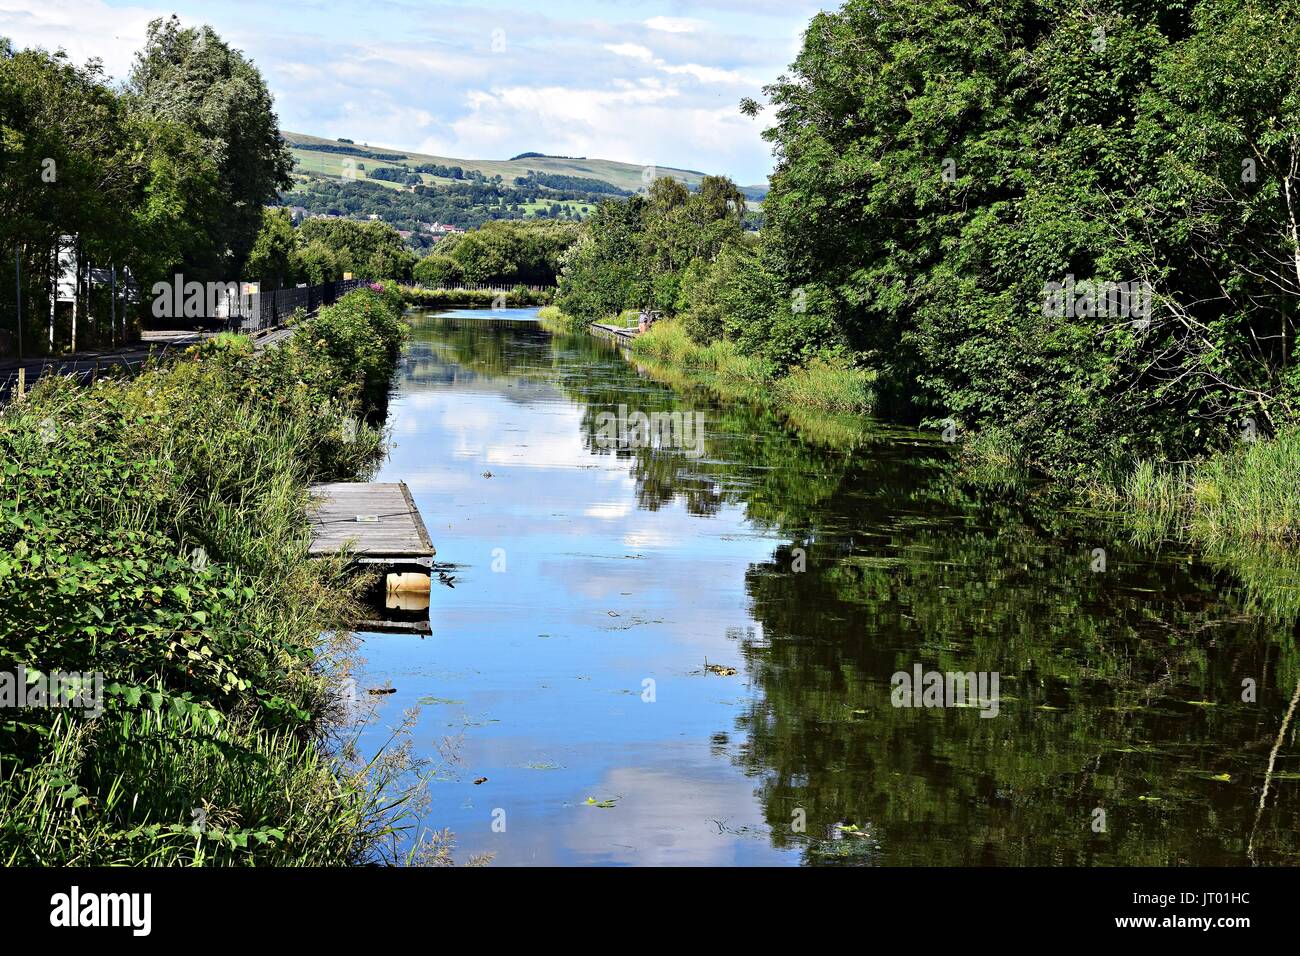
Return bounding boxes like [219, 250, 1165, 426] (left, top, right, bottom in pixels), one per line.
[283, 131, 767, 199]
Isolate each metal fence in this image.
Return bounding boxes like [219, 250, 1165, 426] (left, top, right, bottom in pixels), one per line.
[229, 277, 366, 333]
[1, 277, 370, 406]
[0, 351, 157, 406]
[408, 282, 553, 294]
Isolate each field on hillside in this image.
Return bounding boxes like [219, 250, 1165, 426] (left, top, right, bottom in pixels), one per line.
[281, 132, 765, 234]
[284, 131, 766, 198]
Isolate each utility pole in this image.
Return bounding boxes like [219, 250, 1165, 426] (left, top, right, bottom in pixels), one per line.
[70, 249, 78, 354]
[48, 238, 56, 351]
[15, 244, 22, 361]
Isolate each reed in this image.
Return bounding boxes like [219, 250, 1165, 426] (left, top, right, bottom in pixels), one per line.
[0, 286, 436, 865]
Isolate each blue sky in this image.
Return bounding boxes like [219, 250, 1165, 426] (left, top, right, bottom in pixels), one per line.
[0, 0, 831, 184]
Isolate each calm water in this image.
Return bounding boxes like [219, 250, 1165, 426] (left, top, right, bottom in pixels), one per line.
[355, 306, 1300, 866]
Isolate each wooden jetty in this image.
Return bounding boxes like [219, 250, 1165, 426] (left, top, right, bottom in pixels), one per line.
[308, 481, 435, 571]
[590, 322, 637, 343]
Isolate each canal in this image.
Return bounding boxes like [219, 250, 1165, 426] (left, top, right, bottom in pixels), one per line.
[354, 305, 1300, 866]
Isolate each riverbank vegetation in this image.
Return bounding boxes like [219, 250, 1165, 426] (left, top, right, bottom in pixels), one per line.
[0, 286, 423, 865]
[554, 0, 1300, 555]
[403, 285, 553, 309]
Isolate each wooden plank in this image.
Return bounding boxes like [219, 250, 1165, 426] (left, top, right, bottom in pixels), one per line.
[358, 618, 433, 636]
[308, 482, 435, 560]
[589, 323, 638, 344]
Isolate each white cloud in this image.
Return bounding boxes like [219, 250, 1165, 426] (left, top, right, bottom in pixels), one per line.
[0, 0, 161, 77]
[604, 42, 655, 63]
[0, 0, 799, 182]
[604, 40, 754, 87]
[644, 16, 710, 34]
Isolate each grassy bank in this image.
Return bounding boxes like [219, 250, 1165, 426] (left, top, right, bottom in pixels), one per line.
[558, 312, 876, 416]
[401, 285, 553, 309]
[553, 310, 1300, 561]
[1102, 431, 1300, 547]
[537, 305, 585, 333]
[0, 283, 424, 865]
[633, 319, 874, 415]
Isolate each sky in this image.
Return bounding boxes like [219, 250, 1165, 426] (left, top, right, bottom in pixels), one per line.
[0, 0, 831, 185]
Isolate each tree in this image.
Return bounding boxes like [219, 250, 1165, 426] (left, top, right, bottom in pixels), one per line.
[297, 218, 414, 281]
[1, 39, 222, 352]
[412, 254, 462, 287]
[127, 16, 294, 278]
[296, 238, 341, 285]
[555, 197, 651, 320]
[244, 207, 299, 289]
[751, 0, 1300, 471]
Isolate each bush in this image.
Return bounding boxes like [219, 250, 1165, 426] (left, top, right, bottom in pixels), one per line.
[400, 285, 552, 308]
[412, 254, 463, 288]
[0, 286, 417, 865]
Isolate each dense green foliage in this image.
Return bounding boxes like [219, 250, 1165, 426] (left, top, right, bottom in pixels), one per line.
[294, 141, 407, 162]
[1, 18, 292, 354]
[284, 171, 598, 239]
[559, 0, 1300, 499]
[412, 220, 579, 287]
[513, 170, 631, 196]
[758, 0, 1300, 474]
[402, 285, 552, 308]
[0, 287, 413, 864]
[242, 211, 418, 288]
[555, 176, 748, 321]
[125, 17, 293, 277]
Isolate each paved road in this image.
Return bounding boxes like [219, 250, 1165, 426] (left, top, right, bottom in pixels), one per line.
[0, 327, 288, 403]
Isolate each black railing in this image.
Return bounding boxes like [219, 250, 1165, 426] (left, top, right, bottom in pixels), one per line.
[408, 282, 553, 293]
[1, 277, 369, 405]
[234, 277, 366, 333]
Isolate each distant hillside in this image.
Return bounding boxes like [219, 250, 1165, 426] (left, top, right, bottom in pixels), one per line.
[283, 131, 768, 201]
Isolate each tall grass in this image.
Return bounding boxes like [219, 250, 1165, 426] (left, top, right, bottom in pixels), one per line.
[537, 305, 584, 333]
[1112, 429, 1300, 546]
[400, 285, 552, 309]
[0, 285, 435, 865]
[630, 319, 874, 414]
[774, 356, 875, 414]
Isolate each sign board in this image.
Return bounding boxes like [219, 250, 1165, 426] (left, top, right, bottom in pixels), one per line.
[55, 237, 77, 302]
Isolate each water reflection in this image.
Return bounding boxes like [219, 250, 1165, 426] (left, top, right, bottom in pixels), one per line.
[357, 307, 1300, 866]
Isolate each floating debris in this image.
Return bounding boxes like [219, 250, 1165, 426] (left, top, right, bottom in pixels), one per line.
[704, 658, 738, 677]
